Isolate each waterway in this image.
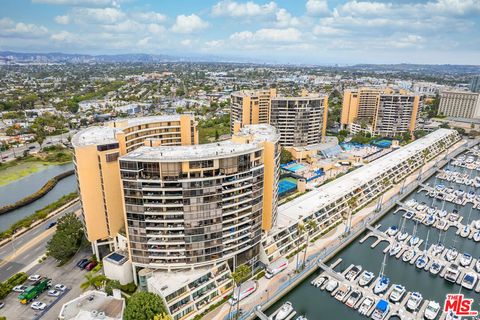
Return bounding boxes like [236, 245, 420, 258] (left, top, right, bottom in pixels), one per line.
[266, 152, 480, 319]
[0, 163, 77, 231]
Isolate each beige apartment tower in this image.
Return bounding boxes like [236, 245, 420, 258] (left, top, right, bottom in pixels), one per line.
[72, 115, 198, 257]
[230, 89, 277, 131]
[439, 91, 480, 119]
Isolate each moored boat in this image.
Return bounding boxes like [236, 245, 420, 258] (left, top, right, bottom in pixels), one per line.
[358, 271, 375, 286]
[275, 301, 294, 320]
[406, 292, 423, 311]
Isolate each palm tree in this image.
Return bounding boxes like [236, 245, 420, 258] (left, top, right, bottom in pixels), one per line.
[301, 219, 318, 268]
[230, 264, 251, 320]
[344, 195, 359, 235]
[80, 273, 107, 291]
[376, 178, 390, 212]
[295, 221, 306, 271]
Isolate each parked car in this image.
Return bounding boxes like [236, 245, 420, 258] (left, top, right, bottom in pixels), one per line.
[54, 284, 67, 291]
[31, 302, 46, 310]
[78, 259, 91, 269]
[28, 275, 41, 282]
[47, 290, 60, 297]
[12, 285, 27, 293]
[76, 258, 89, 268]
[85, 261, 98, 271]
[46, 221, 57, 229]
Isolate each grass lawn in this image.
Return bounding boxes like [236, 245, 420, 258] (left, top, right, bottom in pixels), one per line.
[0, 161, 52, 186]
[198, 125, 230, 144]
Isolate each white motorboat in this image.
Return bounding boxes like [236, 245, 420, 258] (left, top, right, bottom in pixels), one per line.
[358, 271, 375, 286]
[474, 220, 480, 229]
[438, 209, 448, 218]
[385, 225, 399, 237]
[445, 264, 460, 283]
[311, 276, 327, 288]
[275, 301, 294, 320]
[415, 254, 428, 269]
[371, 299, 389, 320]
[436, 219, 447, 229]
[345, 265, 362, 281]
[397, 231, 408, 241]
[436, 184, 445, 191]
[389, 243, 402, 256]
[461, 272, 477, 290]
[403, 211, 415, 219]
[474, 230, 480, 242]
[373, 276, 390, 295]
[429, 262, 442, 275]
[358, 297, 374, 315]
[460, 225, 471, 238]
[402, 249, 415, 262]
[389, 284, 405, 303]
[475, 259, 480, 273]
[405, 199, 417, 207]
[335, 284, 351, 301]
[445, 247, 458, 262]
[448, 213, 460, 222]
[406, 292, 423, 311]
[345, 290, 362, 308]
[424, 301, 441, 320]
[325, 280, 338, 292]
[460, 253, 472, 267]
[427, 207, 436, 215]
[409, 236, 420, 246]
[424, 214, 436, 226]
[431, 242, 444, 255]
[295, 316, 307, 320]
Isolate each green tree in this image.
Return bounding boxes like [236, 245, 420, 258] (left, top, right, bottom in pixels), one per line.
[280, 147, 293, 164]
[344, 194, 359, 235]
[153, 314, 173, 320]
[46, 213, 84, 263]
[80, 273, 107, 291]
[124, 292, 168, 320]
[301, 219, 318, 268]
[215, 129, 219, 141]
[230, 264, 251, 320]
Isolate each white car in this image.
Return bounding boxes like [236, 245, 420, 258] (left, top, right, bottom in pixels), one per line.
[31, 302, 47, 310]
[12, 285, 27, 293]
[54, 284, 67, 291]
[48, 290, 60, 297]
[28, 275, 41, 282]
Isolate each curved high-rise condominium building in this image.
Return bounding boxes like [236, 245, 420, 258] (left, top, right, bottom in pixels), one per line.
[120, 124, 280, 271]
[72, 115, 198, 257]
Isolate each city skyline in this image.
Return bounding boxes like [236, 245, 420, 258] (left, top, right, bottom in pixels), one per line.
[1, 0, 479, 65]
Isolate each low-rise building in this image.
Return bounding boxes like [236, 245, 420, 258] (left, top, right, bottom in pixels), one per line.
[58, 290, 125, 320]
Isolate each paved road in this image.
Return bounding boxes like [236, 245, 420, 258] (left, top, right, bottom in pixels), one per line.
[0, 202, 81, 282]
[0, 130, 76, 162]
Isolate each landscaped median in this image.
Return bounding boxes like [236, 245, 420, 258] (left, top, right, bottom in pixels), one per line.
[0, 272, 28, 299]
[0, 192, 79, 245]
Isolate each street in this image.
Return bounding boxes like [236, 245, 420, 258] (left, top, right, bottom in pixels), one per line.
[0, 202, 81, 282]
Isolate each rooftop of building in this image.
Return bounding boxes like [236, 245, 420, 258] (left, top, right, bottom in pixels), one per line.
[148, 267, 213, 297]
[273, 128, 458, 231]
[231, 89, 274, 97]
[271, 95, 326, 101]
[58, 290, 125, 320]
[72, 115, 187, 148]
[235, 124, 280, 144]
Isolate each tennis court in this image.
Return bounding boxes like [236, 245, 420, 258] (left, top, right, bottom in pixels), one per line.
[278, 177, 297, 196]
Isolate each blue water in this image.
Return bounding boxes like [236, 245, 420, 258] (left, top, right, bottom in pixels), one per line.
[288, 164, 305, 172]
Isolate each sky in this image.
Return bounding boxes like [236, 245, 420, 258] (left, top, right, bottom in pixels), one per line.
[0, 0, 479, 65]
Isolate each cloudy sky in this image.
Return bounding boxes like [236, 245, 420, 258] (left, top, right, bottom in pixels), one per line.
[1, 0, 479, 64]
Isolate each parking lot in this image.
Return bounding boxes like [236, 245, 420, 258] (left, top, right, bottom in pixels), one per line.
[0, 248, 93, 320]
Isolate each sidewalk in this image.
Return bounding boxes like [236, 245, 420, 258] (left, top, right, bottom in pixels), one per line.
[203, 139, 467, 320]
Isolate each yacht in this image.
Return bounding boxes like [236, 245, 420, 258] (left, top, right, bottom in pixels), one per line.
[445, 247, 458, 262]
[373, 276, 390, 295]
[473, 230, 480, 242]
[475, 259, 480, 273]
[460, 225, 471, 238]
[402, 249, 416, 262]
[335, 284, 351, 301]
[345, 290, 362, 308]
[449, 212, 460, 222]
[427, 207, 436, 215]
[389, 284, 405, 303]
[445, 264, 460, 283]
[275, 302, 294, 320]
[409, 235, 420, 246]
[325, 280, 338, 292]
[371, 299, 389, 320]
[424, 214, 436, 226]
[389, 243, 402, 256]
[474, 220, 480, 229]
[406, 292, 423, 311]
[429, 261, 443, 275]
[358, 297, 374, 315]
[431, 242, 444, 256]
[397, 231, 408, 241]
[415, 254, 428, 269]
[386, 225, 399, 237]
[438, 209, 448, 218]
[460, 253, 472, 267]
[345, 265, 362, 281]
[358, 271, 375, 286]
[405, 199, 417, 207]
[424, 301, 440, 320]
[461, 272, 477, 290]
[311, 276, 327, 288]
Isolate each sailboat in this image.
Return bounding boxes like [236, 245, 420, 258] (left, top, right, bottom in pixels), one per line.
[416, 230, 430, 269]
[374, 254, 390, 294]
[409, 221, 420, 246]
[397, 216, 408, 241]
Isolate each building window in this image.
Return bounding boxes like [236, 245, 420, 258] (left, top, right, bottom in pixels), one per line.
[105, 152, 119, 162]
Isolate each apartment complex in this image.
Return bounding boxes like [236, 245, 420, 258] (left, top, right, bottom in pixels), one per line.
[230, 89, 277, 131]
[262, 128, 460, 263]
[270, 95, 329, 146]
[439, 91, 480, 119]
[231, 89, 328, 147]
[341, 88, 421, 137]
[471, 75, 480, 93]
[72, 115, 198, 257]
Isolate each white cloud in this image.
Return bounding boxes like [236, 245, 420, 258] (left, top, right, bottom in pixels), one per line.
[50, 30, 74, 42]
[306, 0, 329, 16]
[132, 11, 167, 23]
[0, 18, 48, 38]
[388, 34, 425, 49]
[180, 39, 192, 46]
[137, 37, 150, 47]
[147, 23, 166, 36]
[230, 27, 301, 43]
[339, 1, 392, 16]
[171, 14, 208, 34]
[32, 0, 120, 6]
[102, 20, 144, 33]
[313, 25, 346, 36]
[54, 14, 70, 24]
[423, 0, 480, 15]
[71, 7, 125, 24]
[212, 0, 277, 17]
[275, 8, 300, 27]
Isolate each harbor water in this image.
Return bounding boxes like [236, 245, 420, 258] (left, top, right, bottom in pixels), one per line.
[265, 150, 480, 319]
